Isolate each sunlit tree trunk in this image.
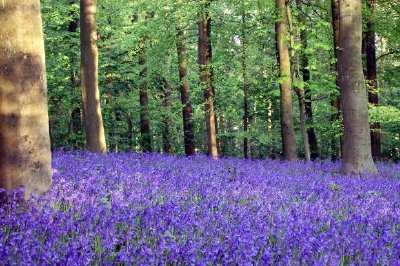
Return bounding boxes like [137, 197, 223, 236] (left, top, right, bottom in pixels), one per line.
[365, 0, 381, 161]
[275, 0, 297, 161]
[198, 1, 218, 159]
[338, 0, 378, 175]
[80, 0, 107, 153]
[0, 0, 52, 199]
[176, 15, 196, 156]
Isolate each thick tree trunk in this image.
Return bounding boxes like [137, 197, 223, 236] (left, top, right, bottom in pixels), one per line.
[176, 22, 196, 156]
[338, 0, 377, 175]
[80, 0, 107, 153]
[331, 0, 342, 160]
[275, 0, 297, 161]
[365, 0, 381, 161]
[162, 78, 173, 154]
[198, 1, 218, 159]
[0, 0, 52, 199]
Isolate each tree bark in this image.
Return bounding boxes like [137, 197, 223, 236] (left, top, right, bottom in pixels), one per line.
[296, 0, 318, 160]
[365, 0, 381, 161]
[241, 7, 249, 159]
[69, 3, 83, 148]
[267, 99, 277, 159]
[0, 0, 52, 199]
[198, 1, 218, 159]
[162, 78, 173, 154]
[138, 13, 154, 153]
[338, 0, 378, 175]
[176, 17, 196, 156]
[331, 0, 342, 161]
[286, 1, 310, 161]
[80, 0, 107, 153]
[275, 0, 297, 161]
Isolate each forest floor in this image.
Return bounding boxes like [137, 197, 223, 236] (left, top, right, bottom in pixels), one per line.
[1, 151, 399, 264]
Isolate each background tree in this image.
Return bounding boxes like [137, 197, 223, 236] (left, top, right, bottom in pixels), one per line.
[198, 0, 219, 158]
[80, 0, 107, 153]
[175, 0, 196, 156]
[0, 0, 52, 199]
[363, 0, 381, 161]
[39, 0, 400, 162]
[275, 0, 297, 161]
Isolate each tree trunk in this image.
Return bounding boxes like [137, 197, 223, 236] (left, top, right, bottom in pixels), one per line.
[338, 0, 378, 175]
[80, 0, 107, 153]
[138, 13, 154, 153]
[126, 112, 134, 149]
[286, 1, 310, 161]
[275, 0, 297, 161]
[294, 88, 311, 161]
[241, 8, 249, 159]
[331, 0, 342, 161]
[296, 0, 318, 160]
[198, 1, 218, 159]
[208, 17, 220, 155]
[0, 0, 52, 199]
[176, 18, 196, 156]
[69, 3, 83, 148]
[267, 99, 277, 159]
[162, 78, 173, 154]
[365, 0, 381, 161]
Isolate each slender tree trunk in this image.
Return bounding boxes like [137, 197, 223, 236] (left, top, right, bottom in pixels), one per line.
[296, 0, 318, 160]
[69, 3, 83, 148]
[338, 0, 378, 175]
[267, 99, 277, 159]
[208, 18, 220, 155]
[331, 0, 342, 160]
[162, 78, 173, 154]
[241, 9, 249, 159]
[286, 1, 310, 161]
[294, 88, 311, 161]
[138, 48, 151, 152]
[138, 13, 154, 153]
[126, 112, 133, 149]
[198, 1, 218, 158]
[0, 0, 52, 199]
[275, 0, 297, 161]
[219, 114, 227, 156]
[176, 19, 196, 156]
[365, 0, 381, 161]
[80, 0, 107, 153]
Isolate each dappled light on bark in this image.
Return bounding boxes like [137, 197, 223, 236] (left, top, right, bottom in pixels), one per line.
[0, 0, 52, 199]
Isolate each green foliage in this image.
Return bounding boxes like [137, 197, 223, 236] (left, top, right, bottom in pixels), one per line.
[42, 0, 400, 161]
